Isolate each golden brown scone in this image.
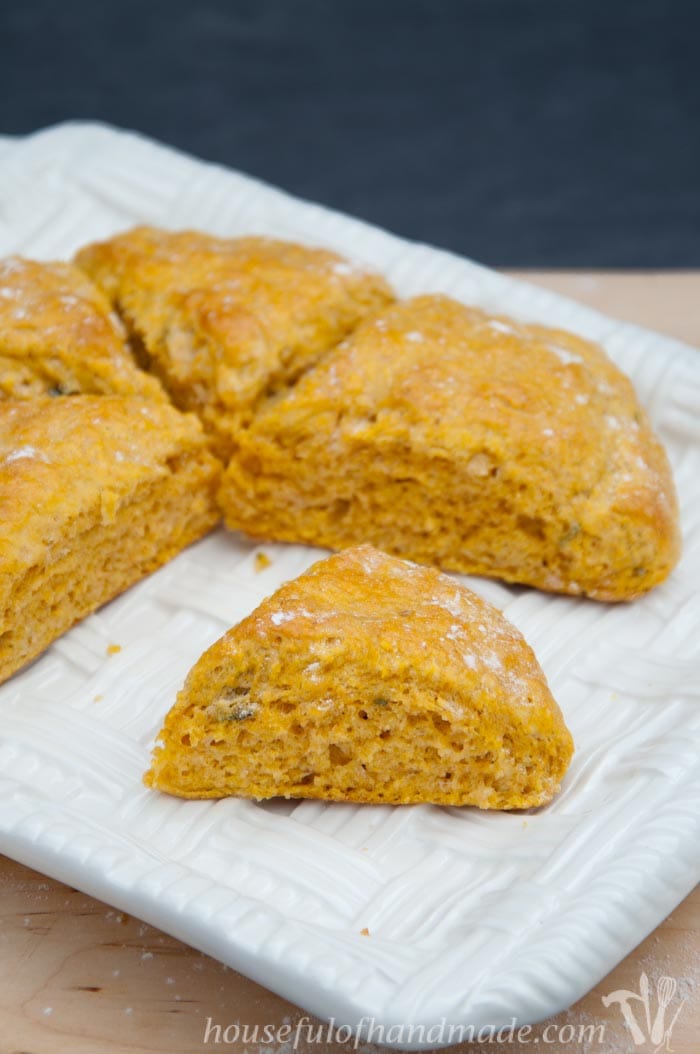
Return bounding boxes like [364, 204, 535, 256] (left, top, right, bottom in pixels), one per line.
[0, 396, 221, 684]
[145, 545, 574, 808]
[219, 295, 680, 601]
[75, 227, 394, 455]
[0, 256, 164, 401]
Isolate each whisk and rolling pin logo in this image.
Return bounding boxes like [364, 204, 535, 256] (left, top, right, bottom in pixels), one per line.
[601, 973, 686, 1052]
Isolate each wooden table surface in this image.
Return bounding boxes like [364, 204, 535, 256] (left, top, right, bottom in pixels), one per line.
[0, 272, 698, 1054]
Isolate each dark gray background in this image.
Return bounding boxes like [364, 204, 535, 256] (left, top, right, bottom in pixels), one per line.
[2, 0, 698, 267]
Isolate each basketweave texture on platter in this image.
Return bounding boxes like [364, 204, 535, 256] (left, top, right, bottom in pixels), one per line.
[0, 125, 698, 1046]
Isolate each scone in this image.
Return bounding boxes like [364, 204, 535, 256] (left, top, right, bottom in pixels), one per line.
[145, 545, 574, 808]
[0, 396, 221, 684]
[75, 227, 394, 454]
[0, 256, 164, 400]
[219, 295, 680, 601]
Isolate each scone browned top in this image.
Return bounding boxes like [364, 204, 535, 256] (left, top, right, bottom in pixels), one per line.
[0, 256, 163, 400]
[75, 226, 394, 452]
[230, 544, 557, 729]
[221, 294, 680, 600]
[0, 396, 217, 580]
[146, 544, 573, 808]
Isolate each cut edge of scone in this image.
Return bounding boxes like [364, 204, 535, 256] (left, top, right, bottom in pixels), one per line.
[145, 545, 574, 809]
[0, 396, 222, 685]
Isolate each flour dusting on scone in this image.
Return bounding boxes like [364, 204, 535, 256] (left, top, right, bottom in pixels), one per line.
[0, 256, 164, 401]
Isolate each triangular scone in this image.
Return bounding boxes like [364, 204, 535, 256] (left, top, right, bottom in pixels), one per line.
[145, 546, 573, 809]
[75, 227, 394, 455]
[0, 256, 164, 401]
[219, 295, 680, 601]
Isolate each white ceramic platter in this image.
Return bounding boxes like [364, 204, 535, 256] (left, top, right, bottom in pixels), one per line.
[0, 123, 698, 1049]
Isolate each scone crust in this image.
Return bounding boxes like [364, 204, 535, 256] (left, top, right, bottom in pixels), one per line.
[0, 256, 164, 400]
[146, 545, 574, 809]
[75, 227, 394, 453]
[220, 295, 681, 600]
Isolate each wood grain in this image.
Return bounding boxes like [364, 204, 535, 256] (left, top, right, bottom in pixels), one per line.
[1, 273, 698, 1054]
